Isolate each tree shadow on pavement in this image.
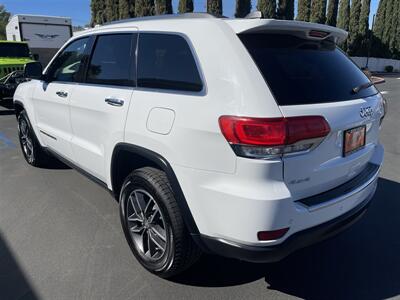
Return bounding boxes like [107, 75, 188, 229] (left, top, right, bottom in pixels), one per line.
[174, 178, 400, 300]
[0, 232, 39, 300]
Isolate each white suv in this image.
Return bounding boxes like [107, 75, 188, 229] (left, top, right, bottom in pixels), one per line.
[14, 14, 385, 278]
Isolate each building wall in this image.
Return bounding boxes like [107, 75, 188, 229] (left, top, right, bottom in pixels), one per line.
[351, 57, 400, 72]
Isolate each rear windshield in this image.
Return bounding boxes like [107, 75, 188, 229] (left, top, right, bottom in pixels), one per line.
[239, 34, 378, 106]
[0, 43, 30, 58]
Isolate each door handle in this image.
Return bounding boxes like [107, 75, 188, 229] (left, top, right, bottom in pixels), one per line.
[56, 91, 68, 98]
[105, 97, 124, 107]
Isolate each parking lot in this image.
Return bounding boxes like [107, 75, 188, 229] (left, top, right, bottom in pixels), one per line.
[0, 77, 399, 300]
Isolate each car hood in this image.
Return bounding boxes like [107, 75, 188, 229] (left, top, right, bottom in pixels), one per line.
[0, 57, 34, 65]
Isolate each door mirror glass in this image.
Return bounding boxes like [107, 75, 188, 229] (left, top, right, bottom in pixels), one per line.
[24, 62, 43, 80]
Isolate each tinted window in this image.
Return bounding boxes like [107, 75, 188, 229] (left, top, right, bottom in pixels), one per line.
[239, 34, 378, 105]
[87, 34, 135, 86]
[0, 42, 30, 58]
[46, 38, 89, 82]
[138, 33, 203, 92]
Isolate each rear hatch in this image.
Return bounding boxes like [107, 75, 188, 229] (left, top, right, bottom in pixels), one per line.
[238, 29, 383, 200]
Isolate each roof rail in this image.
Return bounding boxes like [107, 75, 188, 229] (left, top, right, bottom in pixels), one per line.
[107, 13, 216, 26]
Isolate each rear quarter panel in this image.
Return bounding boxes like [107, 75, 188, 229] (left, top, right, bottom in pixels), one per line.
[122, 20, 283, 178]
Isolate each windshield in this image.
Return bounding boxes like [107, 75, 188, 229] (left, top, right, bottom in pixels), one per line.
[239, 34, 378, 106]
[0, 43, 30, 58]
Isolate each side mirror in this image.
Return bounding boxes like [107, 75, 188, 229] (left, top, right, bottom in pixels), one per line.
[33, 54, 40, 61]
[24, 62, 43, 80]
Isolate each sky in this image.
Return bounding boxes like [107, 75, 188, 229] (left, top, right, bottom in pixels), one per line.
[2, 0, 380, 27]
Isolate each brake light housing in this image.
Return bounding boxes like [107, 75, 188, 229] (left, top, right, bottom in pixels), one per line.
[308, 30, 330, 39]
[219, 115, 330, 159]
[258, 228, 289, 241]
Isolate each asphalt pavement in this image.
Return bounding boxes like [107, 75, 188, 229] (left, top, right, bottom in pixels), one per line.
[0, 77, 399, 300]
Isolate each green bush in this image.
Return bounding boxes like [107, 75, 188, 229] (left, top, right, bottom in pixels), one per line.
[385, 65, 394, 72]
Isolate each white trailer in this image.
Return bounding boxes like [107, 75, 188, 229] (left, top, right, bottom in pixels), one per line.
[6, 14, 72, 66]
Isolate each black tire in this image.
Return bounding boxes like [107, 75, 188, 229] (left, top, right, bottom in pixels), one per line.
[17, 110, 53, 167]
[119, 167, 201, 278]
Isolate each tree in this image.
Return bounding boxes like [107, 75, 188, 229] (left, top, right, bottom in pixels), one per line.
[154, 0, 173, 14]
[235, 0, 251, 18]
[371, 0, 391, 58]
[373, 0, 387, 40]
[395, 2, 400, 58]
[178, 0, 194, 13]
[207, 0, 223, 16]
[337, 0, 350, 30]
[310, 0, 327, 24]
[105, 0, 119, 22]
[135, 0, 154, 17]
[382, 0, 394, 45]
[352, 0, 371, 56]
[348, 0, 362, 54]
[277, 0, 294, 20]
[326, 0, 339, 26]
[297, 0, 311, 21]
[90, 0, 107, 26]
[257, 0, 276, 18]
[359, 0, 371, 38]
[119, 0, 135, 19]
[90, 0, 97, 26]
[337, 0, 350, 51]
[0, 5, 10, 40]
[389, 0, 400, 55]
[370, 0, 400, 59]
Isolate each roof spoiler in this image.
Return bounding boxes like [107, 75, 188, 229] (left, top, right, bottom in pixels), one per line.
[226, 18, 348, 44]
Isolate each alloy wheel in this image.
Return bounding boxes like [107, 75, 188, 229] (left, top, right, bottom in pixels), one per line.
[126, 189, 168, 261]
[19, 118, 34, 163]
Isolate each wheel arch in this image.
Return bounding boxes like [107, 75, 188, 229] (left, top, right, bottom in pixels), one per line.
[110, 143, 200, 236]
[14, 100, 25, 118]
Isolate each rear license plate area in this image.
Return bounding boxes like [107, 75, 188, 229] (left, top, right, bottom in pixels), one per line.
[343, 125, 366, 157]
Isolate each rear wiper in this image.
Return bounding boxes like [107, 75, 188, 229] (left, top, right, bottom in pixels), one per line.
[352, 81, 373, 94]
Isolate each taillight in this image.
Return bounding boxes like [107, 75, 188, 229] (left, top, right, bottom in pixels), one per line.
[219, 116, 330, 159]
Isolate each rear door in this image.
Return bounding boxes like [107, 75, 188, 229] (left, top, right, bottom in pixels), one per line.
[69, 32, 137, 181]
[239, 33, 384, 200]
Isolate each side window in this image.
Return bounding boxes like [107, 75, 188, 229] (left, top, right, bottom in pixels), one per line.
[86, 34, 135, 86]
[137, 33, 203, 92]
[46, 37, 89, 82]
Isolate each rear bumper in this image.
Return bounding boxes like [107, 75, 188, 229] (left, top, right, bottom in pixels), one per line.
[200, 189, 374, 263]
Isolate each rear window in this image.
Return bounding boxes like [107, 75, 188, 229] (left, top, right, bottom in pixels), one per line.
[239, 34, 378, 106]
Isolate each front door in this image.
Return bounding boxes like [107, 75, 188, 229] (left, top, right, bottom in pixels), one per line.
[32, 37, 90, 159]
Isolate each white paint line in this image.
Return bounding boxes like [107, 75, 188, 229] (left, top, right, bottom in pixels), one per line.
[381, 91, 389, 95]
